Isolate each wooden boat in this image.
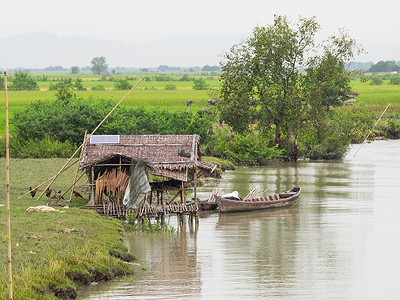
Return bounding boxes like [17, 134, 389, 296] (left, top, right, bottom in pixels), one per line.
[198, 199, 218, 211]
[215, 187, 301, 213]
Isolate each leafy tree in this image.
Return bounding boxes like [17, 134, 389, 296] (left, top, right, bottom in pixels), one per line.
[370, 76, 383, 85]
[114, 79, 133, 90]
[91, 56, 108, 75]
[369, 60, 400, 72]
[71, 66, 80, 74]
[193, 78, 208, 90]
[49, 78, 85, 91]
[219, 15, 362, 160]
[0, 75, 4, 90]
[389, 74, 400, 85]
[10, 71, 38, 90]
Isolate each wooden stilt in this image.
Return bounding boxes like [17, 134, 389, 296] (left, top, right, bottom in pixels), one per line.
[70, 131, 87, 202]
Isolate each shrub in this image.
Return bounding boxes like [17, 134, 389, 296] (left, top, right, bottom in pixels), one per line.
[389, 74, 400, 85]
[0, 136, 76, 158]
[165, 84, 176, 90]
[207, 129, 283, 165]
[370, 76, 383, 85]
[193, 78, 208, 90]
[10, 71, 38, 90]
[114, 79, 133, 90]
[91, 84, 105, 91]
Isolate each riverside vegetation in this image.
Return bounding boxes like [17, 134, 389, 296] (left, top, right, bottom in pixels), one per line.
[1, 71, 400, 163]
[1, 69, 400, 298]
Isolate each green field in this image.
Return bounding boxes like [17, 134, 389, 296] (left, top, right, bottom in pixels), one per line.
[1, 73, 400, 136]
[0, 75, 220, 134]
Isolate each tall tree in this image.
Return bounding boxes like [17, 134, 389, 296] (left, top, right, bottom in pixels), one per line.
[10, 71, 38, 90]
[90, 56, 108, 75]
[219, 15, 362, 160]
[71, 66, 80, 74]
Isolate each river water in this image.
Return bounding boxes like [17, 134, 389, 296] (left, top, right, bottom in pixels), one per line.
[80, 140, 400, 299]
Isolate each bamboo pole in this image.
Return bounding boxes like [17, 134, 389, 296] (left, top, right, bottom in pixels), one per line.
[36, 77, 144, 201]
[353, 103, 390, 158]
[69, 131, 87, 202]
[16, 160, 78, 200]
[4, 70, 13, 299]
[60, 172, 86, 202]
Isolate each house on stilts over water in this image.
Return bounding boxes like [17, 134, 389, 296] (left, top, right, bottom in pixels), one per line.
[79, 134, 217, 219]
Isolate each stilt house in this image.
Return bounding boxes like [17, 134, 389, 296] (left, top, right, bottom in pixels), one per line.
[79, 134, 216, 217]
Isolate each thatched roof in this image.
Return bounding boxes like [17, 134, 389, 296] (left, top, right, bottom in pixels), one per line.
[79, 134, 216, 181]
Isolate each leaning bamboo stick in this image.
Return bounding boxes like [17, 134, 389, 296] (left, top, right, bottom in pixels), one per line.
[16, 160, 78, 200]
[4, 70, 13, 299]
[36, 77, 144, 201]
[69, 131, 87, 202]
[353, 103, 390, 158]
[60, 172, 86, 201]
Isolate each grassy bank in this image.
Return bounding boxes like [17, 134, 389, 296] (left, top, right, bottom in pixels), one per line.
[0, 158, 135, 299]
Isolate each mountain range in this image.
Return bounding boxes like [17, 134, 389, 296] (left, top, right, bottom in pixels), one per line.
[0, 31, 248, 69]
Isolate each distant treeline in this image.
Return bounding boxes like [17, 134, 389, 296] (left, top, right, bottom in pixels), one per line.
[3, 64, 221, 73]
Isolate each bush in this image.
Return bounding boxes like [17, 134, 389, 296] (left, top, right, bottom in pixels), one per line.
[91, 84, 105, 91]
[11, 94, 215, 155]
[387, 116, 400, 138]
[49, 78, 85, 91]
[206, 129, 283, 165]
[193, 78, 208, 90]
[299, 106, 375, 159]
[0, 136, 76, 158]
[114, 79, 133, 90]
[390, 74, 400, 85]
[10, 71, 38, 90]
[370, 76, 383, 85]
[165, 84, 176, 90]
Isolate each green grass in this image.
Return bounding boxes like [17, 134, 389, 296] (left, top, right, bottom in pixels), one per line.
[0, 158, 134, 299]
[351, 79, 400, 105]
[2, 74, 400, 136]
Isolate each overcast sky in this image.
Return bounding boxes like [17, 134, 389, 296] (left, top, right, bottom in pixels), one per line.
[2, 0, 399, 65]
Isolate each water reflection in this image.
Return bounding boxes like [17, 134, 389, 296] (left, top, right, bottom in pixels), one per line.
[81, 140, 400, 299]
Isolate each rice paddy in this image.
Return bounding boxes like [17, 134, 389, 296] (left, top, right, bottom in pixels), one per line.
[1, 73, 400, 136]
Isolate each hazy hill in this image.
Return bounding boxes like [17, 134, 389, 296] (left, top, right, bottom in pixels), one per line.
[0, 31, 248, 69]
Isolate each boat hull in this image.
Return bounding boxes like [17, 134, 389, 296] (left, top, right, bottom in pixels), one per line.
[198, 201, 218, 211]
[215, 187, 301, 213]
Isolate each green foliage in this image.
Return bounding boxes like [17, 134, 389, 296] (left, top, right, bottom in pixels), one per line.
[49, 77, 85, 91]
[140, 218, 176, 233]
[0, 74, 4, 90]
[179, 74, 192, 81]
[71, 66, 80, 74]
[91, 56, 108, 75]
[299, 106, 375, 159]
[91, 84, 105, 91]
[202, 156, 235, 170]
[165, 84, 176, 90]
[10, 71, 38, 90]
[207, 129, 284, 165]
[370, 76, 383, 85]
[369, 60, 400, 72]
[114, 79, 133, 90]
[219, 15, 362, 160]
[193, 78, 208, 90]
[387, 115, 400, 138]
[389, 74, 400, 85]
[0, 136, 76, 158]
[11, 93, 215, 152]
[12, 96, 116, 145]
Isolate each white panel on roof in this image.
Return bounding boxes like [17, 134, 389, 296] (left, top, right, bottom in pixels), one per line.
[90, 135, 120, 144]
